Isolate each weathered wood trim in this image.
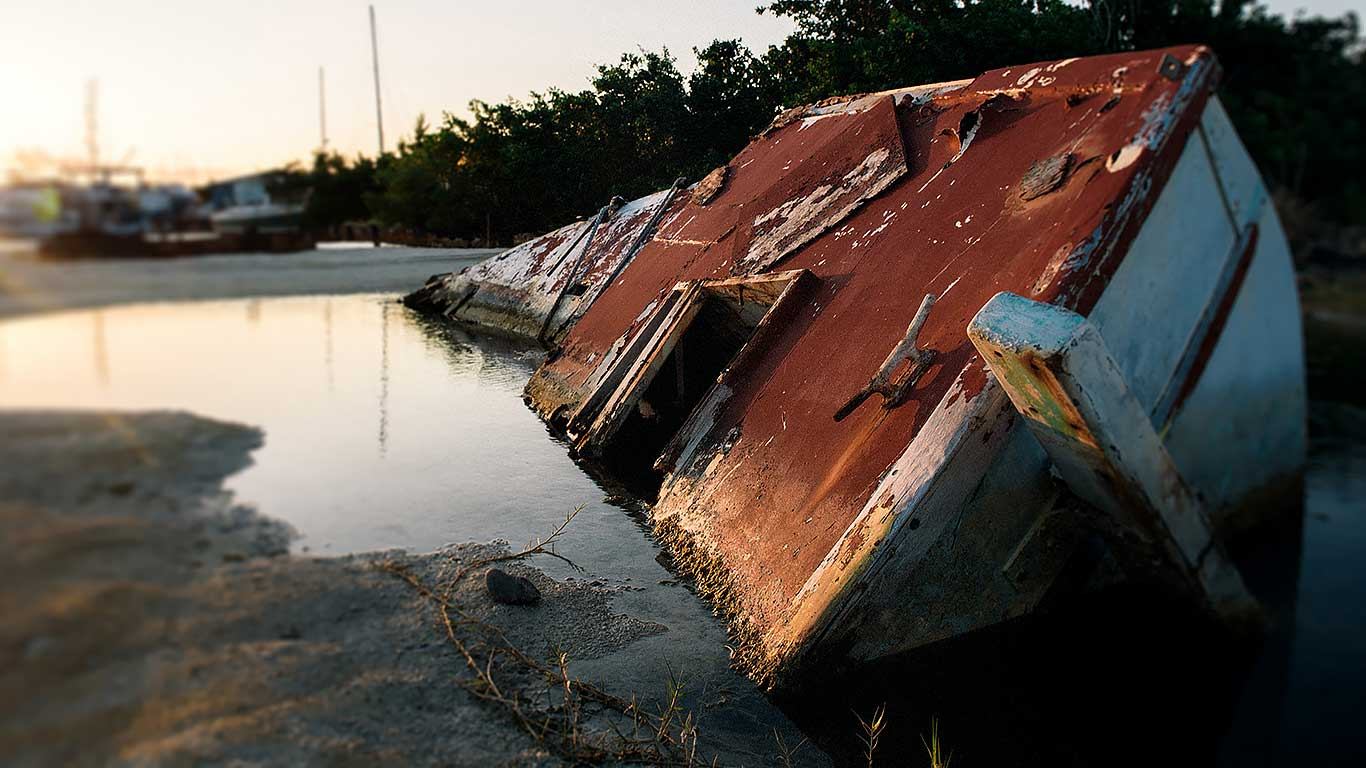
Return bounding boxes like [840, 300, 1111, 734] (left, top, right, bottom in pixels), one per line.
[967, 291, 1256, 621]
[696, 269, 811, 305]
[566, 289, 686, 434]
[1150, 221, 1260, 428]
[763, 372, 1017, 673]
[654, 270, 817, 473]
[571, 284, 704, 454]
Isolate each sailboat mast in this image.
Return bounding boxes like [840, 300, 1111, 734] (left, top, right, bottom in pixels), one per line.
[85, 79, 99, 178]
[318, 66, 328, 151]
[369, 5, 384, 155]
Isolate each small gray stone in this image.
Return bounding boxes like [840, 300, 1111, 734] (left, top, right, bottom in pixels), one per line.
[485, 568, 541, 606]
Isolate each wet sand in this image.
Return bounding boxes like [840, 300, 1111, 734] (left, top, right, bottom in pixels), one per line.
[0, 410, 818, 766]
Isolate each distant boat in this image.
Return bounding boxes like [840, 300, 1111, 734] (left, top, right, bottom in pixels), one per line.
[19, 170, 313, 258]
[203, 172, 306, 236]
[0, 185, 72, 238]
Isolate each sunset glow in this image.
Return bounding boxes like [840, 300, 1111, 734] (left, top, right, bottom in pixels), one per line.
[1, 1, 796, 184]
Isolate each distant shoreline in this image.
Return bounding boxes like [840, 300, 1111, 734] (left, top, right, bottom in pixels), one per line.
[0, 244, 497, 321]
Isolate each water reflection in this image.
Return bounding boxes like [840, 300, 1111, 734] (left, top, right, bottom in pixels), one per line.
[1274, 403, 1366, 764]
[323, 297, 334, 392]
[92, 310, 109, 386]
[0, 294, 580, 556]
[378, 301, 389, 456]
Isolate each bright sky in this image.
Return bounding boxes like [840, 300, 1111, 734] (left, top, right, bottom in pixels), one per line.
[2, 0, 1356, 185]
[0, 1, 794, 184]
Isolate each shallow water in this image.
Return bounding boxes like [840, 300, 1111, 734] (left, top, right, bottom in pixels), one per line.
[0, 294, 614, 559]
[0, 293, 804, 760]
[1, 293, 1363, 765]
[1274, 404, 1366, 762]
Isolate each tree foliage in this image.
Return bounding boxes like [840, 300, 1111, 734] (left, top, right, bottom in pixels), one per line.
[274, 151, 380, 230]
[295, 2, 1363, 241]
[759, 0, 1363, 225]
[351, 44, 779, 242]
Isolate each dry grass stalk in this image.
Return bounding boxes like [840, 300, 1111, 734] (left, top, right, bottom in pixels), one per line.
[446, 504, 586, 590]
[855, 703, 887, 768]
[377, 505, 711, 766]
[921, 716, 952, 768]
[773, 727, 808, 767]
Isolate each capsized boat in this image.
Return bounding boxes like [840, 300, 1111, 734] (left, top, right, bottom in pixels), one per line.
[406, 45, 1305, 685]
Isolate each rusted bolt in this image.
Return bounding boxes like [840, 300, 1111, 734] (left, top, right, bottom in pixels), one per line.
[1158, 54, 1186, 81]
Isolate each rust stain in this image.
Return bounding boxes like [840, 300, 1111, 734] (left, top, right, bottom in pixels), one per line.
[733, 95, 909, 275]
[1018, 152, 1075, 201]
[838, 519, 872, 569]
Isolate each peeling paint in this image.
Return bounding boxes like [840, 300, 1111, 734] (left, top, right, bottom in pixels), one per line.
[1106, 54, 1215, 175]
[737, 96, 909, 274]
[1015, 67, 1043, 86]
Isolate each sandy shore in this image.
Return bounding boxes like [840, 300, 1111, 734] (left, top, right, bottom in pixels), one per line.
[0, 411, 820, 767]
[0, 243, 498, 320]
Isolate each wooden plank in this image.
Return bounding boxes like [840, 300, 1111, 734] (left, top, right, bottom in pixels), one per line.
[733, 95, 909, 275]
[567, 287, 687, 437]
[767, 374, 1018, 669]
[967, 291, 1256, 621]
[573, 284, 705, 455]
[1150, 221, 1259, 428]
